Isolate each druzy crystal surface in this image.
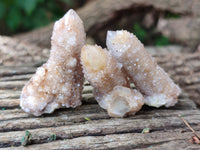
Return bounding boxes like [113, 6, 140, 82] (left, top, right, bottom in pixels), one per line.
[81, 45, 144, 117]
[107, 30, 181, 108]
[20, 9, 85, 116]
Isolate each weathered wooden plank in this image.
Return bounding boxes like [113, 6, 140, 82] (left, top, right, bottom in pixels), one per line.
[0, 78, 91, 91]
[0, 99, 19, 108]
[0, 85, 93, 99]
[0, 99, 197, 124]
[140, 139, 200, 150]
[0, 74, 32, 82]
[0, 72, 89, 84]
[0, 69, 195, 110]
[1, 52, 200, 105]
[0, 98, 196, 121]
[0, 88, 196, 110]
[0, 105, 109, 132]
[0, 93, 95, 109]
[0, 84, 131, 100]
[157, 17, 200, 47]
[0, 66, 36, 77]
[3, 130, 200, 149]
[0, 81, 27, 90]
[0, 104, 104, 122]
[0, 99, 199, 133]
[0, 105, 199, 148]
[0, 90, 21, 99]
[0, 52, 200, 149]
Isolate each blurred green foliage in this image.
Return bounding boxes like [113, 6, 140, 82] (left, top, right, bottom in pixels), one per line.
[133, 23, 147, 42]
[165, 12, 180, 19]
[0, 0, 74, 34]
[0, 0, 173, 47]
[133, 22, 170, 46]
[155, 35, 170, 46]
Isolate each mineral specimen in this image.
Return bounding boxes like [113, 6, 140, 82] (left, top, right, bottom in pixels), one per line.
[106, 30, 181, 108]
[81, 45, 144, 117]
[104, 86, 144, 117]
[20, 9, 86, 116]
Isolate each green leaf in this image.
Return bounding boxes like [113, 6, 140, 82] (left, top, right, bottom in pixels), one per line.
[48, 134, 57, 141]
[31, 7, 50, 28]
[155, 35, 170, 46]
[133, 23, 147, 42]
[21, 130, 32, 146]
[23, 0, 38, 15]
[165, 12, 180, 19]
[142, 128, 151, 133]
[60, 0, 74, 7]
[84, 117, 91, 121]
[0, 2, 6, 19]
[2, 0, 14, 6]
[16, 0, 38, 15]
[1, 0, 66, 33]
[6, 7, 21, 31]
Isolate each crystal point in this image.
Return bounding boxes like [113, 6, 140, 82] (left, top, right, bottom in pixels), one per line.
[106, 30, 181, 108]
[20, 9, 85, 116]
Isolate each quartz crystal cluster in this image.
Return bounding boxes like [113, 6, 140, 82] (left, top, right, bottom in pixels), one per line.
[81, 45, 144, 117]
[106, 30, 181, 108]
[20, 9, 85, 116]
[20, 9, 180, 117]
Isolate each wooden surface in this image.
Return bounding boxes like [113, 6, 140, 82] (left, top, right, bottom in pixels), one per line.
[0, 60, 200, 149]
[157, 17, 200, 48]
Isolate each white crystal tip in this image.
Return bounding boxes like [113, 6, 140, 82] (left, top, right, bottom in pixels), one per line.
[63, 9, 81, 24]
[107, 30, 116, 38]
[65, 9, 77, 17]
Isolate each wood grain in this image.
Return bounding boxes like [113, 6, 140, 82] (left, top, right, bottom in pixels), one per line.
[0, 52, 200, 149]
